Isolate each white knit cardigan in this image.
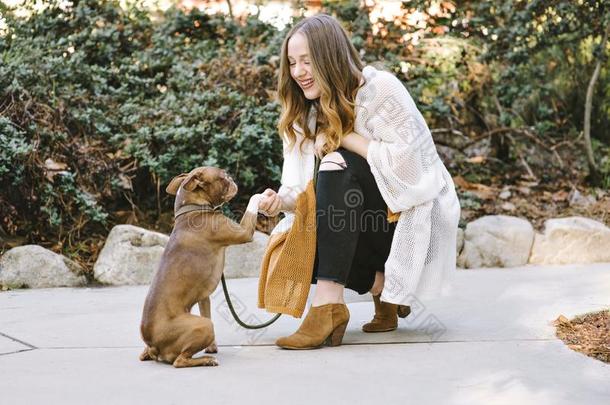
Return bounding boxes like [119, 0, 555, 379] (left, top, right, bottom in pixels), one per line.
[273, 65, 461, 305]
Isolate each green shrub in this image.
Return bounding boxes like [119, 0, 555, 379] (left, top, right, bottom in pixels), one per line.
[1, 0, 608, 262]
[0, 0, 284, 250]
[0, 118, 32, 182]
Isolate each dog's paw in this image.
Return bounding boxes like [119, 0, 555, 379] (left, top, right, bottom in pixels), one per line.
[204, 342, 218, 353]
[246, 193, 264, 214]
[139, 347, 155, 361]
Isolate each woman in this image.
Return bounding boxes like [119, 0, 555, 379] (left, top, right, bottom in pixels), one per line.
[258, 14, 461, 350]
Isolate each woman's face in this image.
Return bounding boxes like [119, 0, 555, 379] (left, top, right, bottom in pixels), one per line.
[287, 32, 321, 100]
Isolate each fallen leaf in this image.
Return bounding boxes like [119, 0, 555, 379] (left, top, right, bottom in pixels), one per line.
[44, 158, 70, 182]
[44, 158, 68, 171]
[432, 26, 447, 35]
[517, 180, 539, 187]
[442, 1, 456, 12]
[552, 190, 569, 202]
[501, 202, 516, 211]
[118, 173, 133, 190]
[452, 176, 497, 200]
[467, 156, 486, 164]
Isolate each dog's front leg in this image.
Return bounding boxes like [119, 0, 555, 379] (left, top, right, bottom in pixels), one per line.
[198, 297, 218, 353]
[198, 296, 212, 318]
[219, 194, 263, 245]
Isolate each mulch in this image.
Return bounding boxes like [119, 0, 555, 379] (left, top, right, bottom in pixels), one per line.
[554, 310, 610, 364]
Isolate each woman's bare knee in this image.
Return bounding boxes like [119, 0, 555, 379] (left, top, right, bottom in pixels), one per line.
[319, 152, 347, 171]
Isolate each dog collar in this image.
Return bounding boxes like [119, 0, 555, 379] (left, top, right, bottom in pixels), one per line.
[174, 203, 224, 219]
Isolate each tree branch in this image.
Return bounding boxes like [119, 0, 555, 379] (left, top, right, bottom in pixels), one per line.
[226, 0, 234, 19]
[583, 18, 610, 183]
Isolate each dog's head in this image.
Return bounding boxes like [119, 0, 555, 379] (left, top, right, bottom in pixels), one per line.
[166, 166, 238, 208]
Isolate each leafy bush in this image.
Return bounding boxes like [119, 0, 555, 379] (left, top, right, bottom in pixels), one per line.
[0, 0, 284, 261]
[327, 0, 609, 182]
[0, 0, 608, 266]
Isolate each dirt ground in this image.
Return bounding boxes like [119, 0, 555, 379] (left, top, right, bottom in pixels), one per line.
[457, 178, 610, 230]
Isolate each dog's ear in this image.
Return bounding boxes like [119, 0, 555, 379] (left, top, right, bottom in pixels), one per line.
[166, 173, 189, 195]
[182, 175, 206, 192]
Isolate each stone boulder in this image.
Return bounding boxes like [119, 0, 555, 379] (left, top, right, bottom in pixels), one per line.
[456, 228, 464, 256]
[0, 245, 86, 288]
[457, 215, 534, 269]
[93, 224, 269, 285]
[93, 225, 169, 285]
[224, 231, 270, 278]
[529, 216, 610, 265]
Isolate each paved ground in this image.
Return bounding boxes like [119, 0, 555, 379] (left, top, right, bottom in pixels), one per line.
[1, 263, 609, 405]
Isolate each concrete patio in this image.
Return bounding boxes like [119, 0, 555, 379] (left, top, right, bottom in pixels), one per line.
[1, 263, 609, 404]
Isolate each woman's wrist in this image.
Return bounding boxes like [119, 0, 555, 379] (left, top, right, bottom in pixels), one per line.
[277, 198, 291, 214]
[277, 195, 296, 214]
[342, 131, 370, 159]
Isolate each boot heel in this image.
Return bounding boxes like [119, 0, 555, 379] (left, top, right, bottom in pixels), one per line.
[326, 321, 348, 347]
[397, 305, 411, 319]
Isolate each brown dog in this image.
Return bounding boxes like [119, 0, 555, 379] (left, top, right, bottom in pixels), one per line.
[139, 166, 262, 367]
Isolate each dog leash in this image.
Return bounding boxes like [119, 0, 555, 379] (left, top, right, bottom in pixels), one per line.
[211, 124, 324, 330]
[221, 155, 322, 330]
[220, 274, 281, 329]
[174, 202, 282, 328]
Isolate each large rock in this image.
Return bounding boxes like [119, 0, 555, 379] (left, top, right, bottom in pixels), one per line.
[0, 245, 86, 288]
[224, 231, 269, 278]
[93, 224, 268, 285]
[529, 216, 610, 265]
[457, 215, 534, 269]
[456, 228, 464, 256]
[93, 225, 169, 285]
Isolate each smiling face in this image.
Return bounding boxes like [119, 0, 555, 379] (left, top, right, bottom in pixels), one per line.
[287, 32, 321, 100]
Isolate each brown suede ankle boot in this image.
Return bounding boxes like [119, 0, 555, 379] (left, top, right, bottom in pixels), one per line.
[397, 303, 411, 319]
[362, 294, 408, 333]
[275, 303, 350, 350]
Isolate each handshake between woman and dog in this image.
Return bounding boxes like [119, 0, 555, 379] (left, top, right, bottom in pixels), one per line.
[139, 166, 264, 368]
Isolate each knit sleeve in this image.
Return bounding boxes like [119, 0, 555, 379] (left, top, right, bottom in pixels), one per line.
[364, 72, 446, 213]
[277, 133, 311, 212]
[277, 136, 296, 212]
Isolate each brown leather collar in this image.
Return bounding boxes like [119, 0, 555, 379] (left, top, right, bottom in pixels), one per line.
[174, 203, 224, 220]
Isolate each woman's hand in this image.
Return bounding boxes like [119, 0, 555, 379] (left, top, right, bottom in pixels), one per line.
[340, 131, 370, 159]
[258, 188, 282, 217]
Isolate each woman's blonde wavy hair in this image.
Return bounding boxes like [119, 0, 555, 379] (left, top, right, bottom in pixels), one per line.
[277, 14, 365, 156]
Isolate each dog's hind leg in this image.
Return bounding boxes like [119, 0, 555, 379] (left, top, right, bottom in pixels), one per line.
[173, 353, 218, 368]
[204, 341, 218, 353]
[139, 347, 152, 361]
[139, 346, 158, 361]
[171, 314, 218, 367]
[198, 297, 218, 353]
